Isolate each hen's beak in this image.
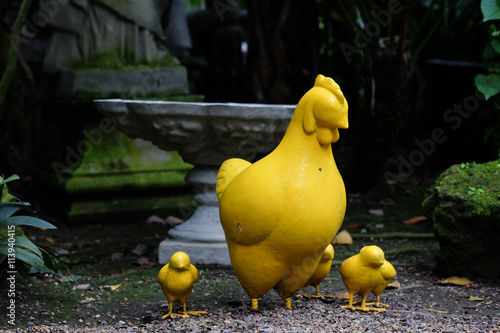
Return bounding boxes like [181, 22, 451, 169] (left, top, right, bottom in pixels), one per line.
[337, 118, 349, 129]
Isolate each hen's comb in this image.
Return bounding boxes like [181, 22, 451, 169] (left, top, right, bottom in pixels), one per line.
[314, 75, 345, 105]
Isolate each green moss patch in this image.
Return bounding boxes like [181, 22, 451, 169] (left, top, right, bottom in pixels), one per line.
[423, 160, 500, 278]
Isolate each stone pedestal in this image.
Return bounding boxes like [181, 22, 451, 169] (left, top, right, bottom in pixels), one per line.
[159, 168, 230, 265]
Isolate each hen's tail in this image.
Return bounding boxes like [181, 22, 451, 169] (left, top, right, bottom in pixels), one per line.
[216, 158, 252, 200]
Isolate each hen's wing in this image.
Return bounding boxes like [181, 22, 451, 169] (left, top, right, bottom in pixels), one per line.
[216, 158, 252, 199]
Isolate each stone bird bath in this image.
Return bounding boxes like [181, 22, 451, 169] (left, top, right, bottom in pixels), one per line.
[94, 100, 294, 265]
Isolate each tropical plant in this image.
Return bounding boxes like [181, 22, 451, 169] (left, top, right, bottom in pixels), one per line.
[0, 175, 59, 274]
[475, 0, 500, 155]
[475, 0, 500, 102]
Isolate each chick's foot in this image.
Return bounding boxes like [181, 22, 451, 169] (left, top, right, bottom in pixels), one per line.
[185, 310, 207, 316]
[161, 312, 189, 319]
[341, 305, 385, 312]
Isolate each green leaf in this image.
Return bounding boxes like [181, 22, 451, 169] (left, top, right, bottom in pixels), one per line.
[475, 74, 500, 100]
[492, 39, 500, 53]
[481, 0, 500, 22]
[15, 248, 45, 270]
[0, 215, 56, 230]
[490, 63, 500, 74]
[0, 237, 44, 268]
[0, 244, 44, 270]
[37, 243, 61, 272]
[0, 202, 29, 222]
[0, 174, 20, 186]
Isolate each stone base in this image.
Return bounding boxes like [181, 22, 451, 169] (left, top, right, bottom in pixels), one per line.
[159, 238, 231, 266]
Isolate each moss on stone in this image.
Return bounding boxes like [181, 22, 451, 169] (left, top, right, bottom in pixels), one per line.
[423, 160, 500, 278]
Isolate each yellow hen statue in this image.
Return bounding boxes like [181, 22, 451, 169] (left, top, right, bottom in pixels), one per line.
[301, 244, 335, 298]
[216, 74, 349, 310]
[339, 245, 386, 312]
[158, 252, 207, 318]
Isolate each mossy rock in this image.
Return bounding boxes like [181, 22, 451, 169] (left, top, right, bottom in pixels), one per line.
[423, 160, 500, 278]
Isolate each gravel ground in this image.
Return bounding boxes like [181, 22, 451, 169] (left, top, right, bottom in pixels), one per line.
[3, 278, 499, 333]
[2, 304, 498, 333]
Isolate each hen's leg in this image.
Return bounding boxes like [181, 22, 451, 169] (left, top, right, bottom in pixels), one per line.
[251, 298, 259, 310]
[284, 297, 291, 309]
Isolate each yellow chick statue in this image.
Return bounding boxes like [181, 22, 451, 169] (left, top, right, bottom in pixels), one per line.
[157, 252, 206, 319]
[339, 245, 386, 312]
[301, 244, 335, 298]
[368, 259, 396, 308]
[216, 74, 349, 310]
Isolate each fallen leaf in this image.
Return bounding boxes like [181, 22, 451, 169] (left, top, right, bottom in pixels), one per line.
[468, 296, 484, 301]
[45, 237, 55, 244]
[165, 216, 185, 226]
[71, 249, 87, 255]
[404, 216, 427, 225]
[368, 209, 384, 216]
[78, 297, 95, 304]
[436, 276, 473, 286]
[146, 215, 165, 224]
[56, 248, 70, 255]
[111, 252, 124, 262]
[73, 283, 91, 290]
[131, 244, 148, 256]
[136, 256, 156, 266]
[335, 291, 350, 299]
[424, 307, 448, 313]
[387, 280, 400, 289]
[332, 230, 353, 245]
[110, 284, 122, 291]
[345, 224, 362, 229]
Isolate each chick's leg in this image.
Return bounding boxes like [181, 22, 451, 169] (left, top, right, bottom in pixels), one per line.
[182, 302, 207, 317]
[341, 294, 356, 310]
[355, 296, 386, 312]
[284, 297, 291, 309]
[374, 295, 389, 308]
[295, 287, 306, 298]
[301, 285, 320, 298]
[162, 302, 183, 319]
